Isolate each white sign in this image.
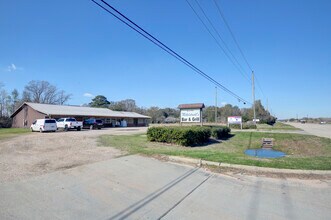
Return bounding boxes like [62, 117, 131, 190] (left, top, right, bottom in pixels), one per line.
[228, 116, 242, 124]
[181, 109, 201, 123]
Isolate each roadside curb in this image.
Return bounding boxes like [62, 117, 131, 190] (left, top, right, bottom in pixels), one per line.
[167, 156, 331, 175]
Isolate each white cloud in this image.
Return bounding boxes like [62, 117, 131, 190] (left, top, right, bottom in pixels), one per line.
[221, 102, 227, 106]
[5, 63, 23, 72]
[83, 93, 94, 98]
[7, 64, 16, 72]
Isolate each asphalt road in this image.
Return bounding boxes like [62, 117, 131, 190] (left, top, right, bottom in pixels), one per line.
[286, 122, 331, 139]
[1, 155, 330, 220]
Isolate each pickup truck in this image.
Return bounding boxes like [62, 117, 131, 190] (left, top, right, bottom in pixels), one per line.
[56, 118, 83, 131]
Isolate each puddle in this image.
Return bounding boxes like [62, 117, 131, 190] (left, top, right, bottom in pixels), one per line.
[245, 149, 286, 158]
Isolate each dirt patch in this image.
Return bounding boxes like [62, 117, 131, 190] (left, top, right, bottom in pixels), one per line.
[0, 127, 147, 183]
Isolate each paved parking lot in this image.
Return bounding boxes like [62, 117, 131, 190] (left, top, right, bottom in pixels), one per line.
[286, 122, 331, 139]
[0, 127, 147, 183]
[1, 155, 330, 220]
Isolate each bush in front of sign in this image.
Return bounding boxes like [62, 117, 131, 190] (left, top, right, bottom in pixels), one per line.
[147, 126, 211, 146]
[210, 126, 231, 139]
[229, 124, 257, 129]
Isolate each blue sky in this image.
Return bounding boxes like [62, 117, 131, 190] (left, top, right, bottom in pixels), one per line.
[1, 0, 330, 119]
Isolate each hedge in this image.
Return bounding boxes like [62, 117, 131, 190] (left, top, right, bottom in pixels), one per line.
[229, 123, 257, 129]
[210, 126, 231, 139]
[147, 126, 211, 146]
[0, 117, 12, 128]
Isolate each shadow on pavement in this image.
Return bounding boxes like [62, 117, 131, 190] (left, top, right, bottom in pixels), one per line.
[108, 167, 199, 220]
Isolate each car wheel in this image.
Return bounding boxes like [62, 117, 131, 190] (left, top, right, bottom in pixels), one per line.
[39, 128, 43, 133]
[77, 127, 81, 131]
[64, 125, 68, 131]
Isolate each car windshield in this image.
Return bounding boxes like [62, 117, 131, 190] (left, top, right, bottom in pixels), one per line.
[96, 120, 103, 123]
[66, 118, 76, 122]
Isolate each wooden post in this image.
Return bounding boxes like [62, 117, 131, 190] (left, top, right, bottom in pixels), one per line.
[200, 108, 203, 126]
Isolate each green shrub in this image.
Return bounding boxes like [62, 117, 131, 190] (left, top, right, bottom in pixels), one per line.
[147, 126, 211, 146]
[210, 126, 231, 139]
[229, 123, 257, 129]
[243, 124, 257, 129]
[0, 117, 12, 128]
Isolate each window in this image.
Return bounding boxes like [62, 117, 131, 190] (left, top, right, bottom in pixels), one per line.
[104, 118, 112, 124]
[45, 120, 56, 123]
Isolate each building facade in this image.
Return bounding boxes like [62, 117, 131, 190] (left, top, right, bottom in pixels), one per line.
[11, 102, 150, 128]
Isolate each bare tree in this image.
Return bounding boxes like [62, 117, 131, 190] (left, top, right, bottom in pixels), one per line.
[23, 80, 71, 105]
[57, 90, 71, 105]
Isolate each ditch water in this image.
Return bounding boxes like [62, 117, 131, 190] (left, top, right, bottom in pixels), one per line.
[244, 149, 286, 158]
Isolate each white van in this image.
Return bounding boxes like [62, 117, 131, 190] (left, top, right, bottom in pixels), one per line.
[30, 119, 57, 132]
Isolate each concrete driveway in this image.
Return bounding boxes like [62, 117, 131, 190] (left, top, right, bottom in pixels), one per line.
[1, 155, 330, 220]
[286, 122, 331, 139]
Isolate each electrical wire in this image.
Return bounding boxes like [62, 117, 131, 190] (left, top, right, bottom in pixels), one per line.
[212, 0, 267, 101]
[187, 0, 251, 82]
[91, 0, 251, 104]
[213, 0, 253, 72]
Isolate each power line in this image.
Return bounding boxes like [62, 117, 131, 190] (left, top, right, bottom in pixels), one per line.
[254, 76, 267, 99]
[91, 0, 251, 104]
[187, 0, 250, 82]
[212, 0, 268, 102]
[212, 0, 253, 72]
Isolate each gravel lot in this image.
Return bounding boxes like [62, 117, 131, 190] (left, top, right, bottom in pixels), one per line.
[0, 127, 147, 183]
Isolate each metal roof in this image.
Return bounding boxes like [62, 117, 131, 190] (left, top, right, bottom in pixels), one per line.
[12, 102, 150, 119]
[178, 103, 205, 109]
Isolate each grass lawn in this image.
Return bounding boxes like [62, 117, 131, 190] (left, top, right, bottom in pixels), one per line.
[257, 122, 301, 131]
[99, 131, 331, 170]
[0, 128, 30, 140]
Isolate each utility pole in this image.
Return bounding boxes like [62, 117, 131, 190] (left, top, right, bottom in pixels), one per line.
[215, 86, 217, 124]
[252, 71, 256, 125]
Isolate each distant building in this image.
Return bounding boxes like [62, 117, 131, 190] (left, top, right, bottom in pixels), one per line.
[11, 102, 150, 128]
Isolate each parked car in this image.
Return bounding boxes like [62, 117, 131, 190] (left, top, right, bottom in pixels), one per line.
[83, 119, 103, 130]
[56, 118, 83, 131]
[31, 119, 57, 132]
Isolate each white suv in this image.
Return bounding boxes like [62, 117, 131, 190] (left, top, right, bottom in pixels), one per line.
[30, 119, 57, 132]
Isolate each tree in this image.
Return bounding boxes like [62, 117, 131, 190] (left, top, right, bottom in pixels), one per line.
[89, 95, 110, 108]
[23, 80, 71, 104]
[10, 89, 20, 112]
[203, 106, 217, 122]
[109, 99, 138, 112]
[146, 106, 163, 123]
[241, 100, 276, 124]
[0, 83, 14, 127]
[0, 90, 9, 117]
